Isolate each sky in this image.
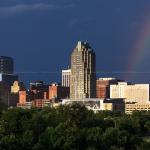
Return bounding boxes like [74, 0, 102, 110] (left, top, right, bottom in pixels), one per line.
[1, 0, 150, 85]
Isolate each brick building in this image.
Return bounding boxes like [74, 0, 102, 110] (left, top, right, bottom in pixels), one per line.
[96, 78, 122, 99]
[49, 83, 69, 100]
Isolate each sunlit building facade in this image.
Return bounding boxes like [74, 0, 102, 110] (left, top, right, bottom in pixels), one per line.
[62, 69, 71, 87]
[110, 82, 149, 103]
[70, 41, 96, 99]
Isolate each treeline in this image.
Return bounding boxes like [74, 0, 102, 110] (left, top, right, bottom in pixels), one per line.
[0, 103, 150, 150]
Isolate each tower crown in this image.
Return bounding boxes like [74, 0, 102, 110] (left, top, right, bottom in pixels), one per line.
[76, 41, 91, 51]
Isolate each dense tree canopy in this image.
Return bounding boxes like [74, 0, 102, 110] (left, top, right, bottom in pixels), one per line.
[0, 104, 150, 150]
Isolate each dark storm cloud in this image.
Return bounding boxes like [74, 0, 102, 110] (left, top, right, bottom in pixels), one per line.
[0, 0, 150, 83]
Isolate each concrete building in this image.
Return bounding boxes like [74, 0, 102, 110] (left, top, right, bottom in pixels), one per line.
[0, 73, 18, 87]
[110, 82, 149, 103]
[125, 102, 150, 114]
[30, 81, 49, 100]
[11, 81, 25, 94]
[62, 98, 125, 113]
[49, 83, 69, 100]
[32, 99, 52, 109]
[0, 81, 21, 107]
[19, 91, 27, 104]
[0, 56, 18, 106]
[62, 69, 71, 87]
[9, 93, 19, 107]
[0, 56, 18, 89]
[17, 81, 49, 107]
[70, 41, 96, 99]
[96, 78, 123, 99]
[0, 82, 10, 105]
[17, 102, 32, 109]
[0, 56, 14, 74]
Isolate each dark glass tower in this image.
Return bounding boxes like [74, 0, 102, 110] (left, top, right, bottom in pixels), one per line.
[0, 56, 14, 74]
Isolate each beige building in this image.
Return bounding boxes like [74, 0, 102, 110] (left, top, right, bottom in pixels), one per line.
[11, 81, 20, 93]
[11, 81, 25, 94]
[125, 102, 150, 114]
[102, 99, 125, 112]
[62, 69, 71, 87]
[110, 82, 149, 103]
[70, 41, 96, 99]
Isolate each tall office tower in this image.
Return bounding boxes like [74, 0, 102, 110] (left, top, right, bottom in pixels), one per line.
[70, 41, 96, 99]
[62, 69, 71, 87]
[0, 56, 14, 74]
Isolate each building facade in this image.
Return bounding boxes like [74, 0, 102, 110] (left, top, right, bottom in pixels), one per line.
[70, 41, 96, 99]
[62, 69, 71, 87]
[125, 102, 150, 114]
[110, 82, 149, 103]
[11, 81, 25, 94]
[30, 81, 49, 100]
[19, 91, 27, 104]
[0, 82, 10, 105]
[0, 73, 18, 86]
[49, 83, 69, 100]
[62, 98, 125, 113]
[0, 56, 14, 74]
[96, 78, 122, 98]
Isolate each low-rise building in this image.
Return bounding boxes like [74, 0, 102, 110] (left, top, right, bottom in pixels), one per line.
[11, 81, 25, 94]
[62, 98, 125, 113]
[17, 102, 32, 109]
[49, 83, 69, 100]
[30, 81, 49, 100]
[32, 99, 52, 109]
[19, 91, 27, 104]
[0, 73, 18, 87]
[110, 82, 149, 103]
[125, 102, 150, 114]
[96, 78, 123, 98]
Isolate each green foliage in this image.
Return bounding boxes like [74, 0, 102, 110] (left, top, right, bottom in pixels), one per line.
[0, 104, 149, 150]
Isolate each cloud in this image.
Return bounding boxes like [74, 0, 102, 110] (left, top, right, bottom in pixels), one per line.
[0, 3, 74, 16]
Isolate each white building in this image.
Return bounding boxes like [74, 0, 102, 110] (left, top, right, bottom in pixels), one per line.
[110, 82, 149, 103]
[62, 69, 71, 87]
[62, 98, 125, 113]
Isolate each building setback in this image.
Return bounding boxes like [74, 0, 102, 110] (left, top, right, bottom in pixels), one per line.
[70, 41, 96, 99]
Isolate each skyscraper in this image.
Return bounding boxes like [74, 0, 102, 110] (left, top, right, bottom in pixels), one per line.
[70, 41, 96, 99]
[0, 56, 14, 74]
[0, 56, 18, 86]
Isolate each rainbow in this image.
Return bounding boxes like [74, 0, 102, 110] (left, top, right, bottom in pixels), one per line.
[126, 15, 150, 80]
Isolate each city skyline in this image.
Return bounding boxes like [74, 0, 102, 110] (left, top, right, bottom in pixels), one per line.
[0, 1, 150, 149]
